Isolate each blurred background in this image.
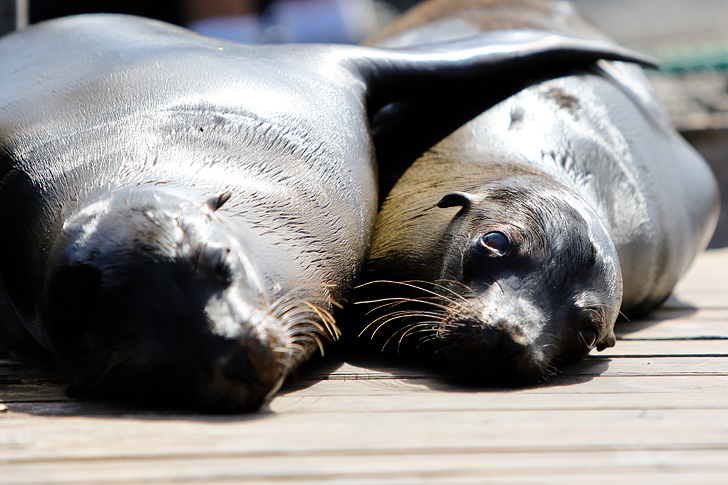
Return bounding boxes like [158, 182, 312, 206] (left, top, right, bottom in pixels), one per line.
[2, 0, 728, 246]
[3, 0, 410, 44]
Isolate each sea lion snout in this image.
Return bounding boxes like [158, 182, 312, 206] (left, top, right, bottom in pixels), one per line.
[436, 322, 545, 385]
[436, 306, 544, 385]
[435, 288, 612, 384]
[40, 188, 292, 411]
[434, 185, 622, 381]
[364, 176, 621, 384]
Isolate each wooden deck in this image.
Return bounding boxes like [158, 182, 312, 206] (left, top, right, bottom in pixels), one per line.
[1, 248, 728, 484]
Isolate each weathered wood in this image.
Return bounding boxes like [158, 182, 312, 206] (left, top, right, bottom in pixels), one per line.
[0, 249, 727, 483]
[616, 318, 728, 339]
[4, 373, 728, 414]
[599, 339, 728, 356]
[2, 406, 728, 456]
[3, 452, 728, 485]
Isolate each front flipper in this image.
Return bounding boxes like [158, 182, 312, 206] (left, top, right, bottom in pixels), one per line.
[350, 29, 656, 111]
[338, 29, 656, 195]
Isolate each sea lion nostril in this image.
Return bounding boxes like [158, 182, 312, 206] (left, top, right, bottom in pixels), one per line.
[485, 327, 525, 361]
[222, 350, 263, 385]
[444, 321, 526, 360]
[438, 323, 534, 384]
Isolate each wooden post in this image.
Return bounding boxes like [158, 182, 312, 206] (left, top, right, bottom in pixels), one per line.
[1, 0, 28, 36]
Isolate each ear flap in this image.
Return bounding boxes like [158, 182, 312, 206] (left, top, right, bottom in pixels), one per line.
[437, 191, 479, 210]
[204, 191, 232, 213]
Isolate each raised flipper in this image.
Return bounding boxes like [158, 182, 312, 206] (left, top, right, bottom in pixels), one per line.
[343, 30, 655, 196]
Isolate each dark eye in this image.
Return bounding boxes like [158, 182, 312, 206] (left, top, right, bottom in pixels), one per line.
[479, 231, 510, 257]
[578, 328, 598, 349]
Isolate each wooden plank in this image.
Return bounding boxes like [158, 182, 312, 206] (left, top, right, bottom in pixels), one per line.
[2, 450, 728, 484]
[569, 356, 728, 376]
[677, 248, 728, 283]
[664, 292, 728, 309]
[275, 385, 728, 413]
[616, 320, 728, 339]
[4, 374, 727, 416]
[598, 339, 728, 356]
[634, 306, 728, 321]
[3, 374, 728, 418]
[4, 367, 727, 407]
[0, 248, 726, 485]
[293, 355, 728, 380]
[4, 353, 728, 402]
[289, 373, 728, 395]
[2, 408, 728, 467]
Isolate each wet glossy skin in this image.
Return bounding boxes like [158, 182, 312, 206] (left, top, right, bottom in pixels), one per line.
[0, 14, 655, 410]
[363, 0, 719, 384]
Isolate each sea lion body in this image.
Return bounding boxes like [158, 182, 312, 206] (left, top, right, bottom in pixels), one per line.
[364, 0, 720, 383]
[0, 14, 653, 410]
[0, 15, 376, 410]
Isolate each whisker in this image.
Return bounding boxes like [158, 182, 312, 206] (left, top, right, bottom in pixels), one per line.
[380, 319, 444, 349]
[434, 278, 474, 295]
[271, 291, 341, 342]
[398, 280, 469, 308]
[417, 334, 442, 349]
[358, 310, 446, 338]
[381, 325, 412, 352]
[269, 288, 304, 314]
[312, 334, 325, 355]
[357, 296, 455, 313]
[368, 312, 432, 340]
[362, 294, 462, 318]
[357, 279, 469, 310]
[492, 279, 504, 296]
[425, 279, 472, 302]
[396, 322, 442, 353]
[285, 318, 327, 335]
[362, 298, 415, 317]
[301, 300, 340, 339]
[388, 323, 441, 347]
[288, 342, 305, 353]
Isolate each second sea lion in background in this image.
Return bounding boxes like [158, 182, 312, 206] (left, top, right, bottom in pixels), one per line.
[361, 0, 720, 384]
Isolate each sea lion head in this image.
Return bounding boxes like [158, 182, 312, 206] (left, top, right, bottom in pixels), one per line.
[364, 175, 621, 385]
[42, 186, 329, 412]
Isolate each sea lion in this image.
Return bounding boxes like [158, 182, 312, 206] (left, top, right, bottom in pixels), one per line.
[361, 0, 720, 385]
[0, 13, 654, 411]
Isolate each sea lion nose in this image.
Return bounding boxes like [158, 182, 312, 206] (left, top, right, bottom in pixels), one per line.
[221, 349, 262, 385]
[470, 319, 528, 361]
[440, 318, 526, 358]
[436, 316, 548, 385]
[485, 324, 528, 361]
[206, 336, 288, 412]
